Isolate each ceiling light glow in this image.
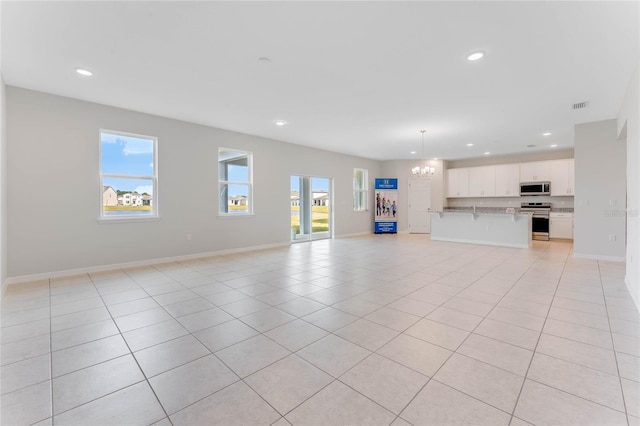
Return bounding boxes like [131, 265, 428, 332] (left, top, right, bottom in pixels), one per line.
[550, 144, 558, 148]
[467, 51, 485, 61]
[410, 151, 417, 154]
[273, 120, 287, 126]
[75, 68, 93, 76]
[466, 143, 474, 147]
[484, 151, 491, 155]
[543, 132, 552, 136]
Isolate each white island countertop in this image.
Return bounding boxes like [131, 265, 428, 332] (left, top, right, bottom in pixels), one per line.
[431, 210, 532, 248]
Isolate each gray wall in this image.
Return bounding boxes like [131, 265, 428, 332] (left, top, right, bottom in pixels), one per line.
[618, 67, 639, 310]
[6, 87, 382, 279]
[574, 119, 626, 260]
[381, 160, 444, 233]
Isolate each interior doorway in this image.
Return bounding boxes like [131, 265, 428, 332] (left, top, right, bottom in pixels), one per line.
[408, 178, 432, 233]
[291, 176, 332, 241]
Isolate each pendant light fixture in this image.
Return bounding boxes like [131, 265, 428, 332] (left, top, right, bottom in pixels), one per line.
[411, 130, 435, 177]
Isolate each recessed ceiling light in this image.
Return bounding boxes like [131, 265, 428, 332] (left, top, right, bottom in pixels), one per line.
[484, 151, 491, 155]
[75, 68, 93, 76]
[467, 50, 485, 61]
[466, 143, 474, 147]
[550, 144, 558, 148]
[257, 57, 271, 65]
[410, 151, 417, 154]
[273, 120, 287, 126]
[543, 132, 552, 136]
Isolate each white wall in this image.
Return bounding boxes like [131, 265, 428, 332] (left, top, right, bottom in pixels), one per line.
[6, 87, 382, 279]
[574, 119, 626, 261]
[618, 66, 639, 310]
[380, 160, 444, 233]
[0, 76, 6, 295]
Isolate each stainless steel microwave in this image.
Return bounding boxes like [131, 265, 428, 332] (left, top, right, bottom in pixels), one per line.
[520, 182, 550, 196]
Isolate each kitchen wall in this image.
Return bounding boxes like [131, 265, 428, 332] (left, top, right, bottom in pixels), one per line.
[380, 160, 444, 233]
[574, 119, 626, 261]
[446, 149, 574, 169]
[444, 151, 575, 210]
[6, 87, 382, 280]
[618, 66, 639, 310]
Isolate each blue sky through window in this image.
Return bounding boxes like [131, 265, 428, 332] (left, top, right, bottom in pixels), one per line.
[290, 176, 329, 192]
[101, 132, 154, 194]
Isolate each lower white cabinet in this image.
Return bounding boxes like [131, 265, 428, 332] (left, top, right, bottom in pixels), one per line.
[550, 212, 573, 240]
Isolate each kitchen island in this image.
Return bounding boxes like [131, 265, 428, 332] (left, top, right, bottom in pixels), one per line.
[431, 209, 532, 248]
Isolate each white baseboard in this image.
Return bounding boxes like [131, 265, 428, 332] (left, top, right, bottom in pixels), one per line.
[625, 276, 640, 313]
[337, 231, 373, 239]
[572, 253, 626, 262]
[5, 242, 291, 287]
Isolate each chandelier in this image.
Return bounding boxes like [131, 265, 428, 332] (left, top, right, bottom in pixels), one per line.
[411, 130, 435, 177]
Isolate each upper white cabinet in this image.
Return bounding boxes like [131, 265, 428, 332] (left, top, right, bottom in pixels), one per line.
[550, 159, 575, 196]
[494, 164, 520, 197]
[447, 168, 470, 198]
[520, 161, 551, 182]
[446, 158, 574, 198]
[469, 166, 496, 197]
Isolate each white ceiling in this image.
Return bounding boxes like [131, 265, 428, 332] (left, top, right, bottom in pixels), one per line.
[2, 1, 638, 161]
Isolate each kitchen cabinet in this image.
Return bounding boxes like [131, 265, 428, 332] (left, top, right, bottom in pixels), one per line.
[520, 161, 550, 182]
[550, 159, 575, 196]
[469, 166, 496, 197]
[494, 164, 520, 197]
[550, 212, 573, 239]
[447, 168, 469, 198]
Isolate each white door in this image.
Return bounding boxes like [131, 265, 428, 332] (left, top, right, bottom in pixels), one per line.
[408, 179, 431, 233]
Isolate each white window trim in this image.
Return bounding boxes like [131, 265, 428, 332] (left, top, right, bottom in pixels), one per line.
[98, 129, 159, 223]
[353, 168, 369, 212]
[218, 147, 253, 216]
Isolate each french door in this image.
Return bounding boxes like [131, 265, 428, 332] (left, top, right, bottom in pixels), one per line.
[291, 176, 332, 241]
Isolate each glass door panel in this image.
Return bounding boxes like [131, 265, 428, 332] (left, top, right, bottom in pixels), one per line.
[311, 177, 330, 240]
[290, 176, 331, 242]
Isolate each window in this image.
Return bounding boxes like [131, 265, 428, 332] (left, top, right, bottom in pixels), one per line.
[353, 168, 368, 211]
[219, 148, 252, 215]
[99, 130, 157, 220]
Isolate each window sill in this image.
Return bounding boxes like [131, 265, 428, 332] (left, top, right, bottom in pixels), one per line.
[218, 213, 255, 218]
[97, 216, 161, 224]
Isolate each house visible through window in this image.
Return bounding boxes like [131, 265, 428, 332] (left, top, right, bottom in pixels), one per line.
[219, 148, 252, 215]
[353, 168, 368, 211]
[100, 130, 157, 219]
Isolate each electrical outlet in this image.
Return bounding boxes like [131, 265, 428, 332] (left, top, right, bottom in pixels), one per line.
[186, 234, 192, 241]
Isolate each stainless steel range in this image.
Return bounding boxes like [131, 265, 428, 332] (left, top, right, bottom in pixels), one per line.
[521, 202, 551, 241]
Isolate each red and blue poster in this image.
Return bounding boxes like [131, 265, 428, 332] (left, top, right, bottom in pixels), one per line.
[375, 178, 398, 234]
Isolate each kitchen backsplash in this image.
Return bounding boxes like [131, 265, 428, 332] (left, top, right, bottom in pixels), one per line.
[447, 196, 574, 209]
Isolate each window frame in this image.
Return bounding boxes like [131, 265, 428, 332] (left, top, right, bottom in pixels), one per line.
[98, 129, 159, 223]
[218, 147, 253, 216]
[353, 168, 369, 212]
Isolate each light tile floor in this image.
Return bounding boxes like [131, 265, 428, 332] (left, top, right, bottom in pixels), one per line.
[1, 235, 639, 425]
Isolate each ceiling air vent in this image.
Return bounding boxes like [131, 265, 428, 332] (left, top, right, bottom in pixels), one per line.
[572, 101, 589, 110]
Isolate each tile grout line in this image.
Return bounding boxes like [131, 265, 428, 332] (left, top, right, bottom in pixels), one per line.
[87, 271, 174, 426]
[597, 260, 631, 426]
[381, 245, 539, 425]
[507, 243, 571, 426]
[48, 278, 54, 426]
